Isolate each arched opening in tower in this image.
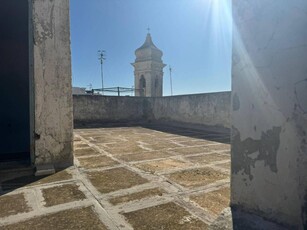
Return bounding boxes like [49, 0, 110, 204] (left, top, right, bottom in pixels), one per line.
[140, 75, 146, 96]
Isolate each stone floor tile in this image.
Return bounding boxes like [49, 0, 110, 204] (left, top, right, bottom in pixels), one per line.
[74, 147, 100, 157]
[117, 151, 172, 162]
[186, 154, 230, 164]
[171, 146, 213, 155]
[0, 193, 31, 218]
[42, 184, 86, 207]
[123, 202, 208, 230]
[167, 167, 228, 188]
[135, 159, 192, 173]
[3, 207, 107, 230]
[78, 155, 119, 169]
[87, 167, 148, 194]
[109, 188, 165, 205]
[190, 187, 230, 216]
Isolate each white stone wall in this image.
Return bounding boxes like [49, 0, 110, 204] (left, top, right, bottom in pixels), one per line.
[33, 0, 73, 169]
[232, 0, 307, 228]
[73, 92, 231, 130]
[151, 92, 231, 129]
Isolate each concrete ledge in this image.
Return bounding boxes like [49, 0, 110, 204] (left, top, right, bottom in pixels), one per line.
[35, 164, 55, 176]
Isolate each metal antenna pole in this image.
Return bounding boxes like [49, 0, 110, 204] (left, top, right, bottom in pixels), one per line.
[98, 50, 106, 95]
[169, 65, 173, 96]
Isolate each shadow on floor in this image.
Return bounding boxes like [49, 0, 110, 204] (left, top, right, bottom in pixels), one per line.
[143, 123, 230, 144]
[75, 122, 231, 144]
[0, 167, 70, 195]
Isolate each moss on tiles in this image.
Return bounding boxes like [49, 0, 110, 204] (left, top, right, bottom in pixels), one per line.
[167, 167, 228, 188]
[74, 143, 89, 149]
[3, 207, 108, 230]
[142, 142, 182, 150]
[42, 184, 86, 207]
[109, 188, 165, 205]
[78, 155, 119, 169]
[190, 187, 230, 216]
[206, 144, 230, 152]
[135, 159, 191, 173]
[87, 167, 148, 194]
[186, 154, 230, 164]
[215, 162, 231, 169]
[105, 143, 147, 155]
[0, 193, 31, 218]
[117, 150, 172, 162]
[124, 202, 208, 230]
[74, 147, 100, 157]
[171, 146, 212, 155]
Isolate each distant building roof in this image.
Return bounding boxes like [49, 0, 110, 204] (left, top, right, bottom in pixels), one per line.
[72, 87, 86, 95]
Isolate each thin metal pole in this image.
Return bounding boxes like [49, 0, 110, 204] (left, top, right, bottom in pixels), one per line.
[101, 59, 104, 95]
[169, 66, 173, 96]
[98, 50, 106, 95]
[117, 87, 120, 96]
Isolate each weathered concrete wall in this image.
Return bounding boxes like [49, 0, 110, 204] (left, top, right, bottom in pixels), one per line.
[33, 0, 73, 170]
[151, 92, 231, 130]
[73, 92, 231, 130]
[73, 96, 148, 126]
[232, 1, 307, 228]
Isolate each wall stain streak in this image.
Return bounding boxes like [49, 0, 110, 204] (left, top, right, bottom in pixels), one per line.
[232, 93, 240, 111]
[232, 126, 282, 180]
[294, 79, 307, 114]
[302, 191, 307, 230]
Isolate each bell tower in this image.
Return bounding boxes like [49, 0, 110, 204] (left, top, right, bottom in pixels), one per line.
[132, 32, 166, 97]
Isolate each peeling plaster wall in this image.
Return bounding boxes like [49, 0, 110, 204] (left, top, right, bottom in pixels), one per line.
[232, 1, 307, 228]
[33, 0, 73, 169]
[73, 92, 230, 130]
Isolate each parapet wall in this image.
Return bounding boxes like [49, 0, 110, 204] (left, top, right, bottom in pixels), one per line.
[73, 95, 148, 125]
[150, 92, 230, 130]
[73, 92, 231, 130]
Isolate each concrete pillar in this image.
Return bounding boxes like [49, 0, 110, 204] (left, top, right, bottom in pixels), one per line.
[231, 0, 307, 229]
[32, 0, 73, 173]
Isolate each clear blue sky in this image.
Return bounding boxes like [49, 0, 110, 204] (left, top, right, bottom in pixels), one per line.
[70, 0, 232, 96]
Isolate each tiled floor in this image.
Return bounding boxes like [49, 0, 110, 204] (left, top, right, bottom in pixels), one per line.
[0, 125, 230, 229]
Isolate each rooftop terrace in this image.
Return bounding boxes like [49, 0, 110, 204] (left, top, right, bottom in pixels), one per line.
[0, 125, 230, 229]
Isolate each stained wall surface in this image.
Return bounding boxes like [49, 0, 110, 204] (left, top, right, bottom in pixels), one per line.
[73, 96, 148, 126]
[232, 1, 307, 228]
[73, 92, 231, 130]
[151, 92, 230, 130]
[33, 0, 73, 169]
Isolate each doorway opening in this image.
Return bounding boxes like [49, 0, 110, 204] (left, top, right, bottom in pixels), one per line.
[0, 0, 31, 164]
